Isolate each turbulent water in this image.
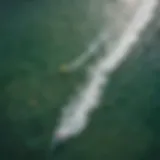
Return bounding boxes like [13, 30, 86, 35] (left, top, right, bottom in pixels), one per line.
[55, 0, 158, 142]
[0, 0, 160, 160]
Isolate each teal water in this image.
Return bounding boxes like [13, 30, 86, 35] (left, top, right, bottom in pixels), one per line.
[0, 1, 160, 160]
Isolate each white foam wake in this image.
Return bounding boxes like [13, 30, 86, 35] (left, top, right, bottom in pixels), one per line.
[68, 30, 107, 71]
[54, 0, 157, 140]
[67, 0, 142, 72]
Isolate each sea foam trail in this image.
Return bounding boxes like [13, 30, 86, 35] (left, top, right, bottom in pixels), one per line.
[67, 0, 141, 72]
[68, 30, 107, 71]
[55, 0, 157, 140]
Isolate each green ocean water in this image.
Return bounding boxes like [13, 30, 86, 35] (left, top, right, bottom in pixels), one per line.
[0, 1, 160, 160]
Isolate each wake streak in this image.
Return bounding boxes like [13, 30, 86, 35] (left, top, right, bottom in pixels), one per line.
[54, 0, 157, 140]
[68, 31, 107, 71]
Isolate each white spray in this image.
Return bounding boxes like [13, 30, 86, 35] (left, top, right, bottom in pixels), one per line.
[54, 0, 157, 140]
